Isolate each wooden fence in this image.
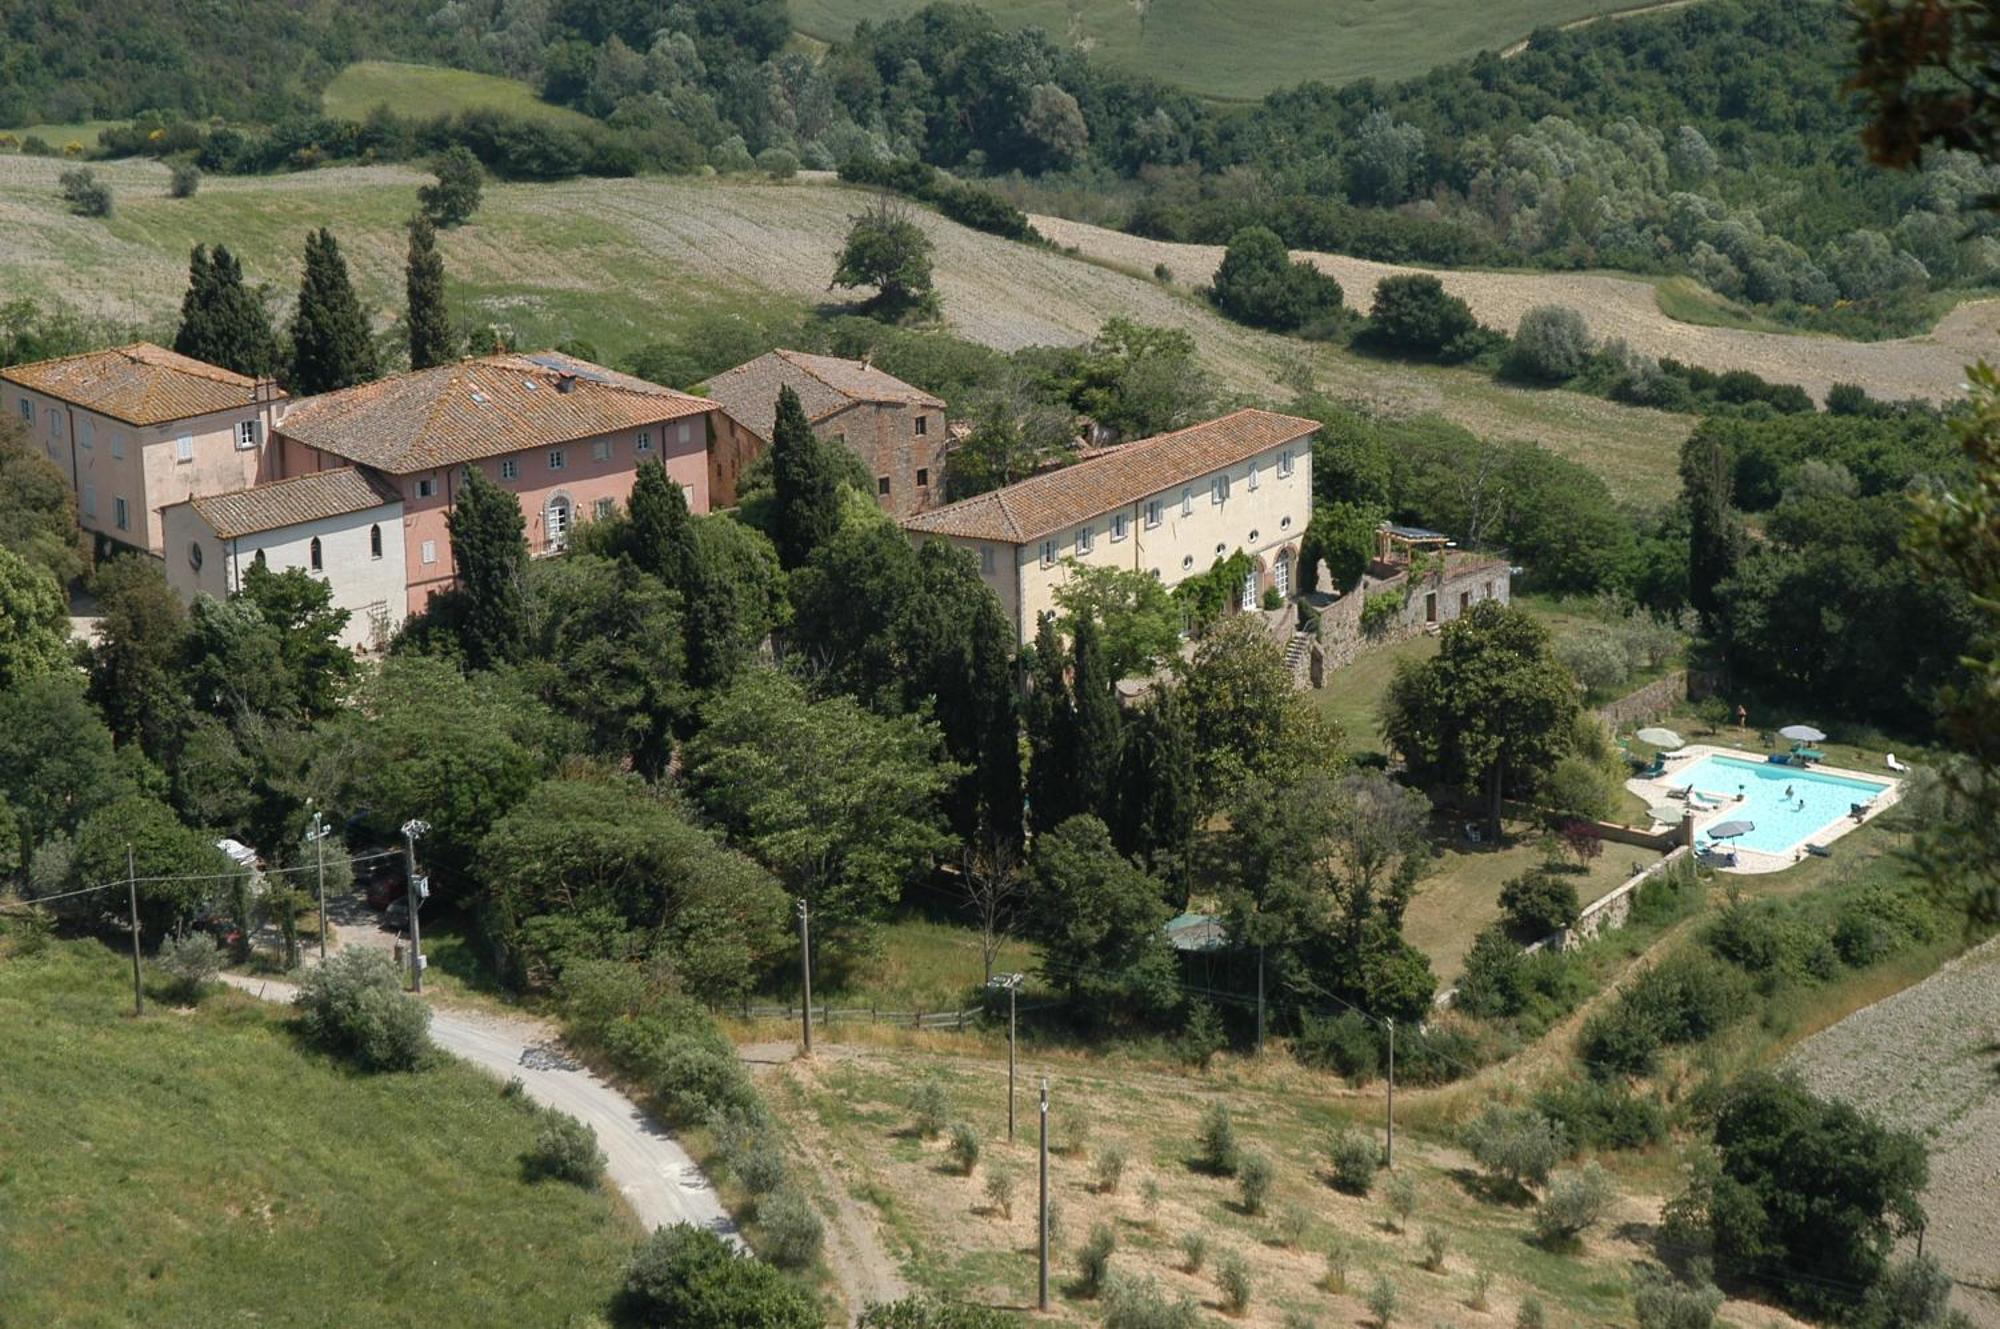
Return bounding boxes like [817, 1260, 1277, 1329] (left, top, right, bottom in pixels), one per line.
[725, 1002, 987, 1031]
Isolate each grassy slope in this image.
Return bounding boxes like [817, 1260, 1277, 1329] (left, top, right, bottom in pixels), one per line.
[789, 0, 1647, 101]
[0, 937, 635, 1327]
[0, 157, 1697, 504]
[322, 61, 600, 131]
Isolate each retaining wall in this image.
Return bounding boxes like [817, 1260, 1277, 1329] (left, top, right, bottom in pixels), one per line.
[1595, 670, 1689, 730]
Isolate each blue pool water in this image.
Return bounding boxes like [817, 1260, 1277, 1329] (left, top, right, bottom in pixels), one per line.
[1674, 755, 1891, 855]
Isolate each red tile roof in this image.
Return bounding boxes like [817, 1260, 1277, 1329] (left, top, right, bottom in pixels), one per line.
[698, 349, 945, 442]
[274, 351, 712, 474]
[187, 467, 402, 539]
[0, 342, 277, 425]
[903, 408, 1320, 544]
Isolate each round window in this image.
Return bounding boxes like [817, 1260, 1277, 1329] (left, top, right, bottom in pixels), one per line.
[189, 542, 204, 572]
[1181, 555, 1194, 570]
[1281, 515, 1292, 530]
[1247, 529, 1260, 543]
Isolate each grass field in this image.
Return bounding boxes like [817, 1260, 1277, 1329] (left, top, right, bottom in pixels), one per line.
[789, 0, 1652, 101]
[0, 933, 636, 1327]
[322, 61, 600, 132]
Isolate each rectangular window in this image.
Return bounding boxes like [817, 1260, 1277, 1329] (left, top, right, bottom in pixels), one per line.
[1144, 499, 1161, 529]
[110, 431, 123, 459]
[420, 540, 438, 565]
[877, 476, 891, 497]
[916, 467, 930, 488]
[116, 498, 129, 531]
[979, 545, 995, 575]
[592, 439, 612, 463]
[548, 449, 566, 471]
[594, 497, 615, 521]
[1076, 526, 1094, 556]
[1247, 461, 1259, 491]
[677, 422, 693, 446]
[15, 399, 29, 424]
[175, 434, 194, 463]
[1040, 540, 1057, 568]
[1111, 513, 1128, 542]
[49, 411, 62, 438]
[1278, 448, 1294, 478]
[79, 418, 92, 449]
[1460, 591, 1471, 612]
[635, 431, 653, 455]
[1211, 474, 1227, 504]
[682, 484, 696, 508]
[416, 478, 436, 498]
[499, 459, 518, 480]
[81, 485, 96, 518]
[236, 420, 260, 450]
[914, 415, 928, 436]
[1181, 487, 1192, 517]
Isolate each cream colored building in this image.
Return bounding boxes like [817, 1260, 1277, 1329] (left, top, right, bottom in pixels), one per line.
[903, 408, 1319, 643]
[161, 469, 407, 652]
[1, 343, 286, 557]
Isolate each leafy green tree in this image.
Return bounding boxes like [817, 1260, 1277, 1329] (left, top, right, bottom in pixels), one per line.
[944, 396, 1072, 500]
[1053, 564, 1182, 682]
[1506, 305, 1594, 382]
[617, 1224, 820, 1329]
[405, 213, 454, 371]
[1499, 870, 1581, 937]
[234, 560, 354, 720]
[1025, 612, 1075, 834]
[0, 542, 71, 691]
[627, 458, 700, 592]
[522, 555, 689, 775]
[1175, 614, 1341, 819]
[1382, 601, 1579, 834]
[770, 384, 846, 569]
[1026, 814, 1178, 1023]
[1211, 226, 1344, 332]
[447, 466, 530, 670]
[0, 673, 130, 853]
[1461, 1103, 1565, 1193]
[0, 420, 91, 585]
[172, 243, 279, 377]
[69, 793, 234, 936]
[832, 194, 936, 318]
[419, 145, 484, 227]
[288, 228, 378, 394]
[1364, 274, 1481, 359]
[1060, 318, 1214, 441]
[684, 669, 958, 959]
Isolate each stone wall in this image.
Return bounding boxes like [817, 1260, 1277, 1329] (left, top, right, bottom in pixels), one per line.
[1595, 670, 1689, 730]
[1314, 555, 1512, 676]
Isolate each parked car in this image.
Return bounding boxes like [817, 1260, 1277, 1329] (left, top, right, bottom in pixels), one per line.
[362, 854, 407, 909]
[382, 898, 410, 932]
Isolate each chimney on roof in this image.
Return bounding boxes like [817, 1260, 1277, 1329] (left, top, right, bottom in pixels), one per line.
[556, 371, 577, 394]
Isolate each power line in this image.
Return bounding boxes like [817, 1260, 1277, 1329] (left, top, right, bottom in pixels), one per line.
[13, 847, 402, 907]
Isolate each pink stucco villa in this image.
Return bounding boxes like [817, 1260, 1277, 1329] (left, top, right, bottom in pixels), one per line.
[270, 351, 747, 614]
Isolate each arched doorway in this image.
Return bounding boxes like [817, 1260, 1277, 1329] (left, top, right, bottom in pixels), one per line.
[1273, 548, 1292, 599]
[545, 494, 573, 552]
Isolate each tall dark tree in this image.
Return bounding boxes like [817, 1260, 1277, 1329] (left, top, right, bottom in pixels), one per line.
[967, 592, 1024, 844]
[1025, 612, 1075, 835]
[627, 459, 700, 592]
[173, 244, 279, 378]
[405, 214, 453, 372]
[1111, 687, 1196, 889]
[1683, 432, 1745, 632]
[770, 385, 844, 569]
[1068, 612, 1122, 821]
[682, 540, 745, 693]
[288, 227, 378, 395]
[446, 468, 529, 670]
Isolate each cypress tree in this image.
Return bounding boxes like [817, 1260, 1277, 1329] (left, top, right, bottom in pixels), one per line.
[1069, 612, 1122, 821]
[1111, 689, 1195, 890]
[682, 539, 743, 693]
[173, 244, 279, 377]
[770, 384, 843, 569]
[446, 467, 529, 670]
[288, 227, 378, 395]
[968, 594, 1023, 844]
[1025, 612, 1075, 835]
[628, 459, 700, 592]
[405, 213, 454, 371]
[1682, 433, 1744, 632]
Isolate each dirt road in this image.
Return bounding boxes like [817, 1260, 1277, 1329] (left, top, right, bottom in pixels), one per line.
[218, 970, 740, 1242]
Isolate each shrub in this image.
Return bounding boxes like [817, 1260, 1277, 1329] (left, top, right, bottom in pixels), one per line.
[1141, 1177, 1162, 1222]
[1238, 1152, 1274, 1214]
[1179, 1230, 1208, 1273]
[1327, 1128, 1379, 1194]
[293, 948, 431, 1071]
[1076, 1222, 1117, 1296]
[623, 1224, 817, 1326]
[649, 1038, 760, 1126]
[1499, 871, 1581, 937]
[1178, 998, 1228, 1069]
[168, 162, 201, 198]
[157, 931, 223, 1001]
[1058, 1110, 1093, 1157]
[1368, 1275, 1399, 1329]
[1516, 1297, 1546, 1329]
[1277, 1203, 1310, 1247]
[983, 1164, 1015, 1218]
[1470, 1268, 1493, 1310]
[860, 1297, 1019, 1329]
[756, 147, 799, 179]
[1212, 226, 1345, 333]
[1462, 1104, 1565, 1192]
[1295, 1010, 1382, 1082]
[58, 167, 112, 217]
[524, 1109, 605, 1187]
[1323, 1235, 1353, 1292]
[1283, 1313, 1317, 1329]
[1632, 1267, 1723, 1329]
[1507, 306, 1595, 382]
[910, 1077, 950, 1137]
[759, 1186, 825, 1268]
[1366, 274, 1480, 359]
[734, 1140, 789, 1197]
[1533, 1079, 1668, 1152]
[1198, 1102, 1239, 1175]
[1102, 1274, 1200, 1329]
[1534, 1164, 1613, 1247]
[1387, 1172, 1418, 1231]
[947, 1121, 980, 1175]
[1094, 1145, 1128, 1194]
[1420, 1227, 1448, 1272]
[1046, 1198, 1065, 1249]
[1216, 1251, 1253, 1315]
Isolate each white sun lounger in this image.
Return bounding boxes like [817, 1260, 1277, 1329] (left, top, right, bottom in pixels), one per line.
[1886, 754, 1909, 773]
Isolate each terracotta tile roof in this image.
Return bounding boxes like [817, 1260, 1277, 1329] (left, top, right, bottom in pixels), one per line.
[274, 351, 712, 474]
[903, 408, 1320, 544]
[698, 349, 945, 442]
[187, 467, 401, 539]
[0, 342, 277, 426]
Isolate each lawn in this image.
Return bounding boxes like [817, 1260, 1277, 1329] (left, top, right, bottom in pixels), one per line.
[0, 933, 637, 1327]
[1310, 633, 1437, 758]
[0, 120, 127, 152]
[790, 0, 1656, 101]
[322, 61, 600, 132]
[752, 914, 1041, 1016]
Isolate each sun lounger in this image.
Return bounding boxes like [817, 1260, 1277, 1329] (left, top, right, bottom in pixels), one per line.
[1665, 784, 1692, 800]
[1688, 791, 1723, 810]
[1791, 746, 1826, 764]
[1805, 843, 1833, 858]
[1636, 758, 1666, 779]
[1886, 754, 1909, 773]
[1699, 848, 1739, 868]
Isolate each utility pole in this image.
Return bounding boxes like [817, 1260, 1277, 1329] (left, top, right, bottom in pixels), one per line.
[1255, 944, 1266, 1055]
[307, 807, 330, 963]
[988, 972, 1023, 1140]
[797, 898, 813, 1057]
[401, 819, 428, 993]
[1384, 1016, 1396, 1169]
[126, 844, 142, 1017]
[1038, 1077, 1050, 1312]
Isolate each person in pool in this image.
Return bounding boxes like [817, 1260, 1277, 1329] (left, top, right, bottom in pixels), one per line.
[1784, 785, 1794, 798]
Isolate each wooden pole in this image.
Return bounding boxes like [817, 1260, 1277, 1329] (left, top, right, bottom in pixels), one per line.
[1038, 1078, 1050, 1312]
[1385, 1017, 1396, 1168]
[126, 845, 143, 1018]
[797, 898, 813, 1057]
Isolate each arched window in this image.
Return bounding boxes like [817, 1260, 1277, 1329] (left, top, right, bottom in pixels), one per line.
[370, 524, 383, 559]
[252, 549, 267, 570]
[1274, 550, 1291, 598]
[188, 542, 204, 572]
[1240, 567, 1258, 611]
[546, 495, 572, 551]
[309, 536, 323, 572]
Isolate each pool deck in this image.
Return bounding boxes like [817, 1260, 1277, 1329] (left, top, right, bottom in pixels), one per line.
[1625, 744, 1902, 874]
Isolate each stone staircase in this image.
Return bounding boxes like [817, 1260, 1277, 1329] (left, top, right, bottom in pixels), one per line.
[1283, 630, 1314, 681]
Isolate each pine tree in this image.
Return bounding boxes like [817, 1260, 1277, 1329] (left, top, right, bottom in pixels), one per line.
[628, 459, 700, 592]
[288, 228, 379, 395]
[1069, 613, 1122, 821]
[405, 214, 454, 371]
[446, 467, 528, 670]
[1026, 612, 1076, 835]
[770, 385, 843, 569]
[173, 244, 279, 377]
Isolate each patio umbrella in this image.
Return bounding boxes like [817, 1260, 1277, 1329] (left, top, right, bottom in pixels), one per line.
[1635, 727, 1684, 749]
[1648, 802, 1687, 825]
[1779, 724, 1826, 743]
[1708, 820, 1755, 840]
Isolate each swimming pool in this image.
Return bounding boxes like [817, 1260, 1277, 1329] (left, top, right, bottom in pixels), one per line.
[1675, 754, 1891, 855]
